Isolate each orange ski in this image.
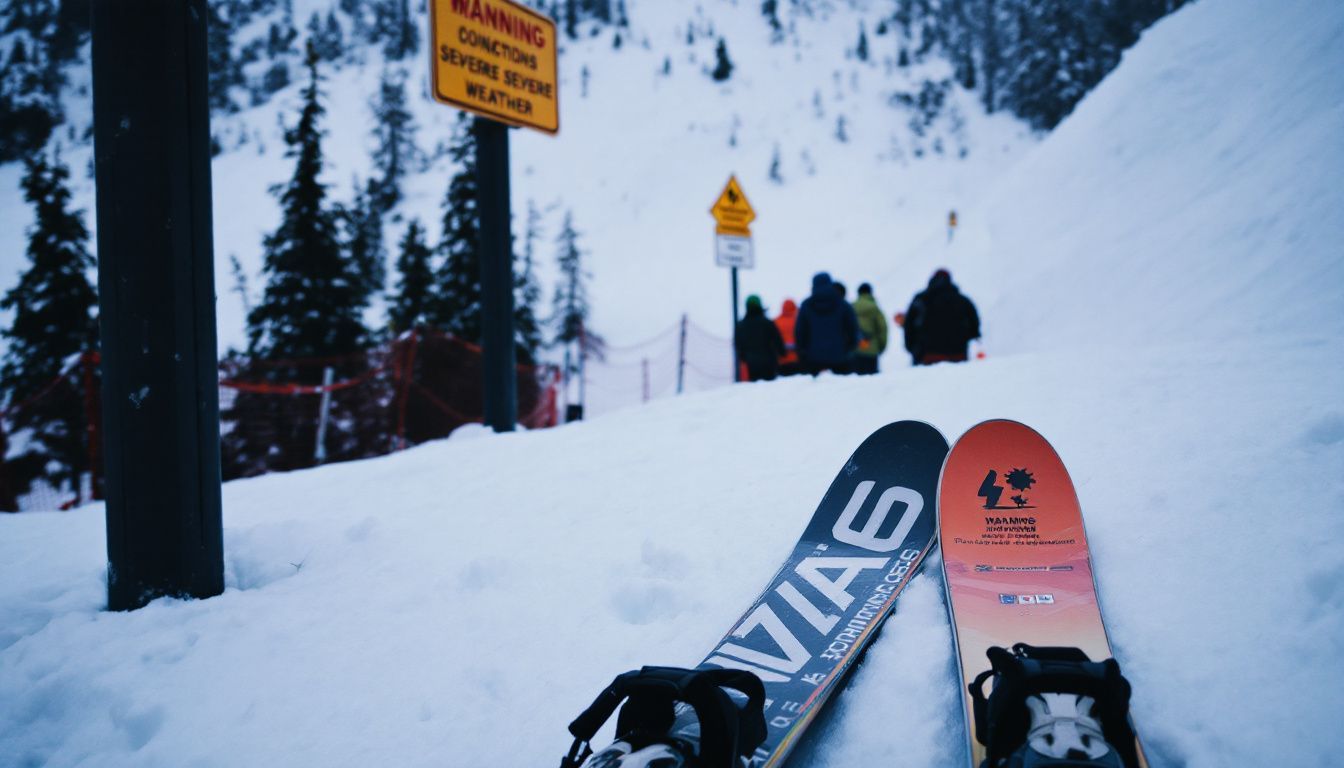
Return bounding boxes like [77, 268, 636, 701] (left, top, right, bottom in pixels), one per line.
[939, 420, 1146, 768]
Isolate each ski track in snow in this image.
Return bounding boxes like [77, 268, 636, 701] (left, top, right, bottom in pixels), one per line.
[3, 0, 1344, 765]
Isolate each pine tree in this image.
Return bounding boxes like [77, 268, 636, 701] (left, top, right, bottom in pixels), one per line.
[564, 0, 578, 39]
[388, 218, 433, 333]
[226, 45, 373, 478]
[247, 44, 367, 361]
[550, 210, 602, 402]
[431, 114, 483, 341]
[376, 0, 417, 60]
[207, 2, 243, 112]
[711, 37, 733, 81]
[768, 144, 783, 183]
[762, 0, 783, 43]
[514, 201, 545, 364]
[306, 10, 343, 62]
[0, 29, 64, 162]
[370, 66, 420, 212]
[338, 179, 386, 312]
[0, 150, 97, 502]
[856, 21, 869, 61]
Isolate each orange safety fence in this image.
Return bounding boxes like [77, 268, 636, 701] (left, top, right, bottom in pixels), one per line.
[1, 329, 559, 512]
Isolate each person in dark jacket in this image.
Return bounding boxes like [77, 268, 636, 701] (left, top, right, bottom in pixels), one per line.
[903, 268, 981, 365]
[795, 272, 859, 375]
[735, 294, 787, 381]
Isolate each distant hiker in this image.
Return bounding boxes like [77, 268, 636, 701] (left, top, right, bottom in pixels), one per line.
[903, 269, 980, 365]
[734, 295, 786, 382]
[795, 272, 859, 376]
[947, 210, 958, 242]
[774, 298, 802, 376]
[851, 282, 888, 375]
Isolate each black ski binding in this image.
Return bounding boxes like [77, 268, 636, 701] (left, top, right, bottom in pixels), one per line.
[560, 666, 766, 768]
[969, 643, 1140, 768]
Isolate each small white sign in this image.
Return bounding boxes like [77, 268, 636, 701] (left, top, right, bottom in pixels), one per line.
[715, 234, 754, 269]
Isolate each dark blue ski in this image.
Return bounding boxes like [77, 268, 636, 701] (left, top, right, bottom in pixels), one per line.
[698, 420, 948, 766]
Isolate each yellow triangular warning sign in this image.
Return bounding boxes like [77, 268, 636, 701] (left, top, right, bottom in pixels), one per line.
[710, 175, 756, 236]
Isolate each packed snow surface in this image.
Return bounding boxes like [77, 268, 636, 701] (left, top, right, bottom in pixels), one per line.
[3, 0, 1343, 766]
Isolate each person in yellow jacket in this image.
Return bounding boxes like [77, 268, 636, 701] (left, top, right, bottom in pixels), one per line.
[851, 282, 888, 375]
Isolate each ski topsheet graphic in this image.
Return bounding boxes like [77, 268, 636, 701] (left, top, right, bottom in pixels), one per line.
[939, 420, 1146, 768]
[695, 420, 949, 766]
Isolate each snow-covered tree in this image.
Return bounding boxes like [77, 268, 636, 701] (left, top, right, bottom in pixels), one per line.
[338, 179, 386, 314]
[514, 201, 545, 364]
[711, 37, 733, 81]
[247, 44, 368, 361]
[0, 6, 64, 162]
[0, 150, 97, 502]
[388, 218, 433, 333]
[207, 3, 244, 112]
[370, 67, 419, 212]
[431, 114, 483, 341]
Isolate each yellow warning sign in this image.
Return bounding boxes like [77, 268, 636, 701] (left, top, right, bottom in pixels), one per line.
[430, 0, 559, 135]
[710, 175, 756, 237]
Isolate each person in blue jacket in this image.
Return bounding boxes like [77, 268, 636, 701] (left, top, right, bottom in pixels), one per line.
[794, 272, 859, 375]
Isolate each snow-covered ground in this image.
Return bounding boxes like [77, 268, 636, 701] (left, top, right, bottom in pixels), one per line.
[3, 0, 1344, 765]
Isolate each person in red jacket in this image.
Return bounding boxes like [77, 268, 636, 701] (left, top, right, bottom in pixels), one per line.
[774, 298, 801, 376]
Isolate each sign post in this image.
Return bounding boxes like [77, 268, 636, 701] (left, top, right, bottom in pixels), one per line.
[430, 0, 558, 432]
[710, 175, 756, 382]
[92, 0, 224, 610]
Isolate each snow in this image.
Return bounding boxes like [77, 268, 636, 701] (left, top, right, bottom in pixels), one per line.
[3, 0, 1344, 765]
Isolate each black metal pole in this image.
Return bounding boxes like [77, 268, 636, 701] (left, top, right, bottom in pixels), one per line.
[730, 266, 740, 382]
[473, 117, 517, 432]
[92, 0, 224, 610]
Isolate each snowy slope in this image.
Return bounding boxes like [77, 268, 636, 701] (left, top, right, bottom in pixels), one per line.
[3, 0, 1344, 766]
[0, 0, 1030, 415]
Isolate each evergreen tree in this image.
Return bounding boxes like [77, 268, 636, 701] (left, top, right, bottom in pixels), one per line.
[768, 144, 783, 184]
[227, 44, 373, 478]
[50, 0, 92, 63]
[338, 179, 386, 312]
[856, 21, 869, 61]
[0, 150, 97, 502]
[514, 201, 545, 364]
[369, 67, 420, 212]
[0, 29, 64, 162]
[762, 0, 783, 43]
[711, 37, 733, 81]
[564, 0, 578, 40]
[376, 0, 417, 60]
[550, 210, 601, 395]
[247, 44, 367, 361]
[388, 218, 433, 333]
[431, 114, 483, 341]
[208, 2, 244, 112]
[306, 10, 344, 62]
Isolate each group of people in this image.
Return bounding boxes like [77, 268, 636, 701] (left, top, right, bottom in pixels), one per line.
[734, 269, 981, 381]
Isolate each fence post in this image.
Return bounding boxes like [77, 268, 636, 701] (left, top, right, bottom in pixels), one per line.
[82, 351, 101, 503]
[677, 313, 687, 395]
[395, 330, 418, 451]
[314, 366, 334, 464]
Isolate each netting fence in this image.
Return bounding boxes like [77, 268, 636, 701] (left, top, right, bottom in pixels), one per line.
[1, 315, 737, 512]
[1, 329, 559, 512]
[580, 315, 736, 416]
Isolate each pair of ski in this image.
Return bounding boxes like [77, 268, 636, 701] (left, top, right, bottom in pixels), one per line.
[561, 420, 1147, 768]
